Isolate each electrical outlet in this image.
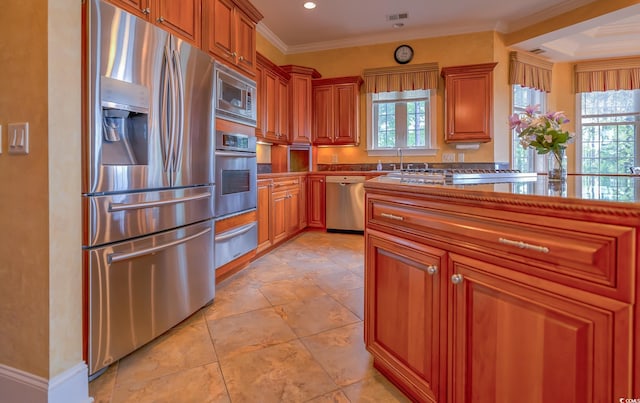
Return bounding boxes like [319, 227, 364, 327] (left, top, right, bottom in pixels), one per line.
[457, 152, 465, 162]
[442, 152, 455, 162]
[331, 154, 338, 163]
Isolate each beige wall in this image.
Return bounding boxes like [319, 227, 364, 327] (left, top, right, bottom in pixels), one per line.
[0, 0, 81, 379]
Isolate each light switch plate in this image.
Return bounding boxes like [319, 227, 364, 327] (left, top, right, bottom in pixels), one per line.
[442, 152, 455, 162]
[8, 122, 29, 155]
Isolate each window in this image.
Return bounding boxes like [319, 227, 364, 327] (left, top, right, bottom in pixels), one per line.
[511, 85, 546, 172]
[366, 90, 437, 156]
[578, 90, 640, 174]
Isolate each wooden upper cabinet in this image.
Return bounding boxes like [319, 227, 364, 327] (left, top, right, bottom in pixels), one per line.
[256, 53, 290, 143]
[441, 63, 497, 143]
[281, 65, 321, 145]
[312, 76, 363, 146]
[203, 0, 262, 76]
[105, 0, 201, 46]
[105, 0, 150, 19]
[153, 0, 201, 46]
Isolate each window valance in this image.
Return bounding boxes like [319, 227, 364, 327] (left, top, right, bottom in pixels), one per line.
[362, 63, 439, 93]
[509, 51, 553, 92]
[574, 57, 640, 93]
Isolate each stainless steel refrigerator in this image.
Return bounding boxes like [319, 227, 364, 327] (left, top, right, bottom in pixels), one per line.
[82, 0, 216, 377]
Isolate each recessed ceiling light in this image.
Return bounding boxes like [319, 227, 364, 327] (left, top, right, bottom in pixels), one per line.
[303, 1, 316, 9]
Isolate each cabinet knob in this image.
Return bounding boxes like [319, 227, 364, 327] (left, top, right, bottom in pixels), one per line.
[157, 16, 165, 23]
[142, 7, 150, 14]
[451, 274, 464, 284]
[232, 51, 238, 57]
[238, 55, 244, 61]
[427, 265, 438, 275]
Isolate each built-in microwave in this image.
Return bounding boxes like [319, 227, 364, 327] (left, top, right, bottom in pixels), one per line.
[214, 62, 257, 127]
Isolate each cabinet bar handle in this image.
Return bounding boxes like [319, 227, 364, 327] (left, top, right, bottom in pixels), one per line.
[380, 212, 404, 221]
[498, 237, 550, 254]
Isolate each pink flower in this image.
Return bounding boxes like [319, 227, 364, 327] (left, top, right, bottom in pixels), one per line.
[525, 104, 540, 116]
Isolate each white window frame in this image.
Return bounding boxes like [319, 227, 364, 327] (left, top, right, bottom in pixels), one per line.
[511, 85, 547, 172]
[366, 89, 438, 157]
[576, 89, 640, 174]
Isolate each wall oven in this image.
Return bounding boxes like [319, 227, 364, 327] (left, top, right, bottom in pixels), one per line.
[214, 131, 257, 218]
[214, 62, 257, 127]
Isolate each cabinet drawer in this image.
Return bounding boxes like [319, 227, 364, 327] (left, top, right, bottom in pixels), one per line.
[272, 177, 300, 189]
[369, 199, 634, 301]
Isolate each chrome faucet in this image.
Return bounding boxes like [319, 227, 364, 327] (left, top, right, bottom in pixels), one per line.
[397, 148, 404, 171]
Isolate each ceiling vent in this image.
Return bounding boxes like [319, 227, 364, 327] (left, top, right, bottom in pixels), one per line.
[529, 48, 546, 54]
[387, 13, 408, 21]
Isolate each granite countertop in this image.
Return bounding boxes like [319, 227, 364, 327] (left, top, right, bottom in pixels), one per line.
[365, 174, 640, 205]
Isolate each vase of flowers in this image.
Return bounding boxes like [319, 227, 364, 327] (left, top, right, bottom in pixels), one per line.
[509, 105, 575, 181]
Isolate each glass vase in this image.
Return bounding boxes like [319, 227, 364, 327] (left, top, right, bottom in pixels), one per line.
[547, 148, 567, 181]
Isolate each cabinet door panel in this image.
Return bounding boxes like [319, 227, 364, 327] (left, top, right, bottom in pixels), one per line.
[312, 85, 333, 145]
[264, 70, 278, 139]
[154, 0, 201, 45]
[307, 176, 325, 228]
[333, 84, 358, 144]
[235, 9, 256, 75]
[449, 253, 632, 403]
[257, 180, 272, 252]
[278, 79, 289, 141]
[289, 74, 312, 144]
[272, 190, 287, 244]
[366, 231, 443, 402]
[206, 0, 234, 59]
[106, 0, 150, 19]
[442, 63, 495, 143]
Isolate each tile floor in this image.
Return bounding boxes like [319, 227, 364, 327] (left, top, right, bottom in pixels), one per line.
[89, 231, 410, 403]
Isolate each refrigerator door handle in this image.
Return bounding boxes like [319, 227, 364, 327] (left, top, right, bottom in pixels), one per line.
[160, 41, 173, 173]
[108, 191, 212, 212]
[172, 46, 185, 174]
[108, 226, 212, 264]
[167, 39, 178, 174]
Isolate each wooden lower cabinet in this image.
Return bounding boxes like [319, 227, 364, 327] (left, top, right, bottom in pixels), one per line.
[257, 179, 272, 253]
[365, 230, 444, 403]
[257, 175, 305, 254]
[307, 175, 325, 228]
[448, 253, 632, 403]
[272, 185, 299, 241]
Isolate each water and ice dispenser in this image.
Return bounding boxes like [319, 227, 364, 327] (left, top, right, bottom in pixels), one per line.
[100, 76, 149, 166]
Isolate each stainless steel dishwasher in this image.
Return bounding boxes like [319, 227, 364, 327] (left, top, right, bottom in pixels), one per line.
[325, 175, 366, 233]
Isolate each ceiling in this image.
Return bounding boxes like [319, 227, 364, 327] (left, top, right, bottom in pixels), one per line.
[250, 0, 640, 62]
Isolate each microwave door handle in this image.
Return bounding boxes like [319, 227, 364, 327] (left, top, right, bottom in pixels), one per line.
[108, 226, 212, 264]
[172, 47, 184, 174]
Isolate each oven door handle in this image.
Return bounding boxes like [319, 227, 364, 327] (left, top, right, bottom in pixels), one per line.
[215, 150, 257, 158]
[109, 192, 211, 212]
[215, 222, 257, 242]
[108, 227, 212, 264]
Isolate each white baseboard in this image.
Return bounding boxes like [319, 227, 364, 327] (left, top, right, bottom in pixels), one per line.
[0, 362, 91, 403]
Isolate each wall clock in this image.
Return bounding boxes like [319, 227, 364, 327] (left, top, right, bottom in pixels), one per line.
[394, 44, 414, 64]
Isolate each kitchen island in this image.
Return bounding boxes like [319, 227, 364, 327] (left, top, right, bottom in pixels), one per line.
[364, 175, 639, 403]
